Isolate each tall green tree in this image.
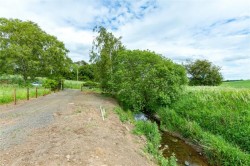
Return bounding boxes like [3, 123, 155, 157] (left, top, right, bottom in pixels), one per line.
[185, 59, 223, 86]
[0, 18, 72, 82]
[90, 26, 125, 91]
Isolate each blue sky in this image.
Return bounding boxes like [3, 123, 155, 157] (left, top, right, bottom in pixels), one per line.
[0, 0, 249, 80]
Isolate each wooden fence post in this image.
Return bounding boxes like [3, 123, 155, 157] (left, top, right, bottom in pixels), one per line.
[27, 87, 29, 100]
[13, 88, 16, 105]
[61, 79, 63, 90]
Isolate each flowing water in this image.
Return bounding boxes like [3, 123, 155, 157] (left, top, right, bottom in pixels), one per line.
[161, 132, 209, 166]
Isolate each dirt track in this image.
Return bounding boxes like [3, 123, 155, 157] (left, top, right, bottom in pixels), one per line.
[0, 90, 155, 166]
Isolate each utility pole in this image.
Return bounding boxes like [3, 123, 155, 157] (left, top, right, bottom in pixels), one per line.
[77, 68, 78, 81]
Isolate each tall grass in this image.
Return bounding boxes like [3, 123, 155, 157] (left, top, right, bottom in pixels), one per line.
[159, 86, 250, 165]
[64, 80, 84, 89]
[0, 85, 50, 105]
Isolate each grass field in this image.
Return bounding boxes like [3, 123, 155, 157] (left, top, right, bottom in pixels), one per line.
[0, 85, 50, 105]
[159, 86, 250, 165]
[221, 80, 250, 88]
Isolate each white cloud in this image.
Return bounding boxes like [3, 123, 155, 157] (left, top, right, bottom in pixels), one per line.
[0, 0, 249, 79]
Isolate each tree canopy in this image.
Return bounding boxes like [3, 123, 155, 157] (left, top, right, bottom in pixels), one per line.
[0, 18, 72, 82]
[112, 50, 187, 112]
[89, 27, 188, 112]
[90, 26, 125, 91]
[185, 59, 223, 86]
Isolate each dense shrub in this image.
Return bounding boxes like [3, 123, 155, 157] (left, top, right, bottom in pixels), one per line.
[42, 79, 58, 90]
[112, 50, 187, 113]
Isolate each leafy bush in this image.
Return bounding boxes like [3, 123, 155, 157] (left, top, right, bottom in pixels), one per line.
[42, 79, 58, 90]
[82, 80, 99, 89]
[112, 50, 187, 113]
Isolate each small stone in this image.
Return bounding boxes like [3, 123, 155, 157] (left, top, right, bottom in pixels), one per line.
[184, 161, 190, 166]
[171, 138, 178, 142]
[66, 154, 70, 161]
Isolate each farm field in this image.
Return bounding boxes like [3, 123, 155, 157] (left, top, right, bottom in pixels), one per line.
[221, 80, 250, 89]
[159, 86, 250, 165]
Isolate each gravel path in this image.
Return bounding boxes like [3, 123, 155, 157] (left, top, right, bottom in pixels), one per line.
[0, 89, 79, 150]
[0, 90, 155, 166]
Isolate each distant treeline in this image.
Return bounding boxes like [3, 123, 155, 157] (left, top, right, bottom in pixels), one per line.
[224, 79, 244, 82]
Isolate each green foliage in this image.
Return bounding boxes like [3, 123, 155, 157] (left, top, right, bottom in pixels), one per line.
[185, 59, 223, 86]
[90, 26, 125, 91]
[158, 108, 250, 166]
[133, 121, 177, 166]
[221, 80, 250, 89]
[0, 18, 72, 81]
[78, 64, 95, 81]
[82, 80, 99, 89]
[158, 86, 250, 165]
[0, 74, 25, 85]
[173, 87, 250, 152]
[89, 28, 187, 113]
[114, 107, 177, 166]
[134, 121, 161, 150]
[65, 61, 94, 81]
[114, 107, 134, 123]
[42, 79, 58, 90]
[112, 50, 187, 113]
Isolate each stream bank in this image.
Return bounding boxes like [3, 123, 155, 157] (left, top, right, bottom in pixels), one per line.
[140, 113, 210, 166]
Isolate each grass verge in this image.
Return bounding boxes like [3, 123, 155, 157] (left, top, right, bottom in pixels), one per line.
[0, 85, 50, 105]
[114, 107, 177, 166]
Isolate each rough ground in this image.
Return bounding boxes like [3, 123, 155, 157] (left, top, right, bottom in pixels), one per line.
[0, 89, 155, 166]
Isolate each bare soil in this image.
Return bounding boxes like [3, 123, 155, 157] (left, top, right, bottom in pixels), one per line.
[0, 90, 155, 166]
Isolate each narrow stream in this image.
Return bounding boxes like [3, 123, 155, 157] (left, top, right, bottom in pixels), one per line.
[160, 132, 209, 166]
[135, 113, 210, 166]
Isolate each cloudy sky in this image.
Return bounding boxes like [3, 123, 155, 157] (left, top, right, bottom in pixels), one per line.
[0, 0, 249, 80]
